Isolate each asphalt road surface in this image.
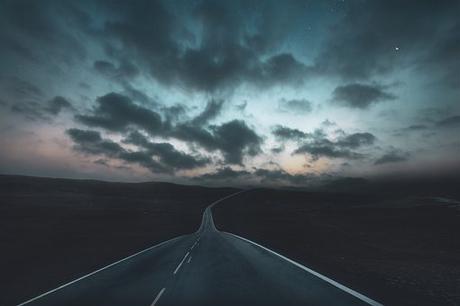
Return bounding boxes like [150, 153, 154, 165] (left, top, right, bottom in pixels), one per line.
[18, 191, 382, 306]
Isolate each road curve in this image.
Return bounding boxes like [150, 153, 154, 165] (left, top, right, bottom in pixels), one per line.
[18, 191, 382, 306]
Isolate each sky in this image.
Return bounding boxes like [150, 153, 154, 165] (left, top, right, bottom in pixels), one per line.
[0, 0, 459, 187]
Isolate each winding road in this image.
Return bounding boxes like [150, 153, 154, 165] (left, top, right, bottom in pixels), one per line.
[18, 191, 382, 306]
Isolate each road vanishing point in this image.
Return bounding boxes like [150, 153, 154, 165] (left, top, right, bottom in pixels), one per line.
[18, 191, 383, 306]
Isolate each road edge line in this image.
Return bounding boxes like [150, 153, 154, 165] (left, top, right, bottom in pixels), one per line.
[224, 232, 383, 306]
[17, 235, 185, 306]
[197, 190, 249, 233]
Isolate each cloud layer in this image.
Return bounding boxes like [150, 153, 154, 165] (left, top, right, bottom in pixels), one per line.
[1, 0, 459, 186]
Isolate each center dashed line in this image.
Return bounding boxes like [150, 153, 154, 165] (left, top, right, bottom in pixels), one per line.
[190, 237, 200, 250]
[173, 252, 190, 274]
[151, 287, 165, 306]
[150, 237, 200, 305]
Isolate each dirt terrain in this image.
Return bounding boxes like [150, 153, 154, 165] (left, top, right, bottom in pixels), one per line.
[2, 174, 459, 305]
[213, 189, 460, 306]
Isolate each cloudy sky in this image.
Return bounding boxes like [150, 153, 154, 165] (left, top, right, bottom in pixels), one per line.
[0, 0, 459, 186]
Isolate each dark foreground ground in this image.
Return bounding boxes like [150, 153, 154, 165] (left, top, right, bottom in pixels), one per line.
[0, 175, 236, 306]
[1, 175, 459, 306]
[11, 207, 373, 306]
[213, 189, 460, 306]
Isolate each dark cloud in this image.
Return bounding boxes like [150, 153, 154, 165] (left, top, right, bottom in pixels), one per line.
[421, 17, 460, 88]
[98, 0, 309, 92]
[191, 99, 224, 126]
[0, 0, 87, 64]
[293, 130, 376, 161]
[272, 122, 377, 161]
[0, 76, 43, 99]
[79, 82, 91, 90]
[1, 78, 69, 120]
[67, 128, 122, 156]
[143, 143, 209, 170]
[117, 150, 153, 163]
[436, 115, 460, 128]
[73, 92, 261, 166]
[278, 98, 312, 114]
[0, 35, 37, 62]
[259, 53, 309, 86]
[271, 145, 285, 154]
[315, 0, 460, 80]
[272, 125, 308, 141]
[195, 167, 250, 181]
[94, 60, 116, 75]
[10, 100, 48, 121]
[161, 104, 188, 124]
[69, 127, 210, 172]
[7, 94, 72, 120]
[210, 120, 262, 164]
[336, 132, 376, 149]
[404, 124, 428, 131]
[4, 0, 456, 93]
[374, 150, 409, 165]
[103, 0, 178, 72]
[171, 120, 262, 165]
[44, 96, 73, 115]
[174, 42, 310, 93]
[171, 124, 216, 149]
[67, 128, 169, 173]
[332, 83, 396, 109]
[3, 0, 458, 185]
[2, 1, 56, 42]
[120, 83, 160, 107]
[294, 142, 362, 160]
[76, 92, 163, 134]
[393, 124, 429, 137]
[93, 59, 139, 80]
[94, 158, 110, 167]
[174, 2, 311, 91]
[124, 131, 210, 170]
[274, 124, 376, 159]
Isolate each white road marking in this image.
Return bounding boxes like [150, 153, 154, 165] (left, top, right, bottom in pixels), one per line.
[196, 190, 248, 233]
[191, 235, 201, 249]
[16, 192, 247, 306]
[17, 235, 185, 306]
[225, 232, 383, 306]
[173, 252, 190, 274]
[190, 240, 198, 250]
[151, 287, 166, 306]
[187, 256, 192, 264]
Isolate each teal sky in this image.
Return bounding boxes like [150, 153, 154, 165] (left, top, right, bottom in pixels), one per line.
[0, 0, 459, 186]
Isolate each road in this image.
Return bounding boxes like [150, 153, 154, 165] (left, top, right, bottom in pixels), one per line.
[18, 191, 382, 306]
